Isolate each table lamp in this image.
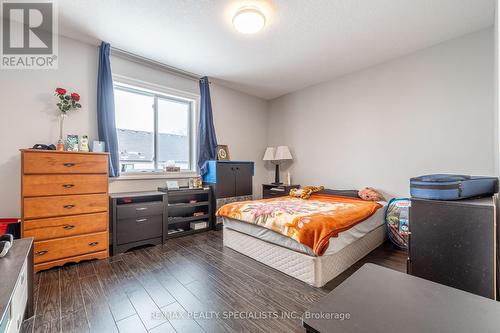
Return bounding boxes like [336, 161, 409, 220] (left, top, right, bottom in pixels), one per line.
[263, 146, 293, 184]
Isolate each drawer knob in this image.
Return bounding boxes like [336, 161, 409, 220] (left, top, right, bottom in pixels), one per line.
[63, 224, 75, 230]
[63, 163, 76, 167]
[135, 207, 148, 211]
[136, 218, 148, 223]
[36, 250, 48, 256]
[63, 204, 75, 209]
[88, 241, 99, 247]
[62, 184, 75, 188]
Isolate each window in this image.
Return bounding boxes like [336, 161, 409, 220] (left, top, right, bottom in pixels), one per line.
[114, 82, 195, 173]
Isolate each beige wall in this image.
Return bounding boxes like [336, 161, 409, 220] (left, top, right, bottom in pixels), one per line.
[268, 28, 495, 198]
[0, 36, 269, 216]
[0, 36, 98, 217]
[210, 83, 269, 198]
[0, 27, 496, 216]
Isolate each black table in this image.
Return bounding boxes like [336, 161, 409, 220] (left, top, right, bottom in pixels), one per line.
[303, 263, 500, 333]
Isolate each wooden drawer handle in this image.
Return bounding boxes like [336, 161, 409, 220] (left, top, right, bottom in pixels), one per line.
[63, 204, 75, 209]
[63, 224, 75, 230]
[36, 250, 48, 256]
[62, 184, 75, 188]
[135, 207, 148, 211]
[136, 218, 148, 223]
[88, 242, 99, 247]
[63, 163, 76, 167]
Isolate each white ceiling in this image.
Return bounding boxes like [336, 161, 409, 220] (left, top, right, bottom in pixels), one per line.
[58, 0, 495, 100]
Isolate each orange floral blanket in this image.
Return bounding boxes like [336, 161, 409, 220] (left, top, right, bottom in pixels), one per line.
[217, 194, 382, 256]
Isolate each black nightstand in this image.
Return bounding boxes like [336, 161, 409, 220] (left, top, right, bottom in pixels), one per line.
[262, 184, 300, 199]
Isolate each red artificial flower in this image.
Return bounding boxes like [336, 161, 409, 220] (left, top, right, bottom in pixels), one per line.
[71, 93, 80, 101]
[55, 87, 66, 95]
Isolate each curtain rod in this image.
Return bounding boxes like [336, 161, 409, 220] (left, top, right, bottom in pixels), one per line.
[110, 47, 203, 81]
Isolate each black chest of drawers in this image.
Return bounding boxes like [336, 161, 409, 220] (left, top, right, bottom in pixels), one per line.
[262, 184, 300, 199]
[409, 196, 498, 300]
[110, 191, 166, 255]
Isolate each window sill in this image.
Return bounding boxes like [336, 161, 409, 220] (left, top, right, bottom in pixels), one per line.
[111, 171, 199, 181]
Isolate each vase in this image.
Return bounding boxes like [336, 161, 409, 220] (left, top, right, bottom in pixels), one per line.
[57, 113, 67, 151]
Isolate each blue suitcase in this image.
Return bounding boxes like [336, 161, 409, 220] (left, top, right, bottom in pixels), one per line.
[410, 174, 498, 200]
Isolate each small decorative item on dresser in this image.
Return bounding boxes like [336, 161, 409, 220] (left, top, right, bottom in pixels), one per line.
[194, 176, 203, 188]
[165, 166, 181, 172]
[166, 180, 179, 190]
[165, 160, 180, 172]
[262, 183, 300, 199]
[54, 88, 82, 151]
[80, 135, 89, 152]
[66, 134, 79, 151]
[217, 145, 230, 160]
[92, 141, 105, 152]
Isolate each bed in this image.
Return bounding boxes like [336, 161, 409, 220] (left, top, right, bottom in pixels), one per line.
[219, 190, 387, 287]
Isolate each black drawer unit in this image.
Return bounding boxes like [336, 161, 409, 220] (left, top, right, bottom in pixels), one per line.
[116, 215, 163, 245]
[116, 201, 164, 220]
[409, 196, 498, 300]
[110, 191, 167, 254]
[262, 184, 300, 199]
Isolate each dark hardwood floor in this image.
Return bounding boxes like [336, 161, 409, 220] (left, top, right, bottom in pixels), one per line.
[22, 230, 406, 333]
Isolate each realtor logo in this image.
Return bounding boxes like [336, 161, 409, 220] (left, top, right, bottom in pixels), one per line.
[1, 0, 58, 69]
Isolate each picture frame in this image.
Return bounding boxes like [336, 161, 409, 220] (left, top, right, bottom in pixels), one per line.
[66, 134, 79, 152]
[217, 145, 230, 160]
[92, 141, 105, 152]
[166, 180, 179, 190]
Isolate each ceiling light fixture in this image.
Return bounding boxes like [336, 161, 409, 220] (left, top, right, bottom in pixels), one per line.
[233, 7, 266, 34]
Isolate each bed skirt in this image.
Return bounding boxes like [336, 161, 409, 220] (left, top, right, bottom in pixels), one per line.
[223, 225, 386, 287]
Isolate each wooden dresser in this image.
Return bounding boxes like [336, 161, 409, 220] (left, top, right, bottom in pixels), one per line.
[20, 150, 109, 272]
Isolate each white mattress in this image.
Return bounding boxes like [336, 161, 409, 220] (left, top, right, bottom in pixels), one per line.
[222, 201, 386, 256]
[223, 225, 386, 287]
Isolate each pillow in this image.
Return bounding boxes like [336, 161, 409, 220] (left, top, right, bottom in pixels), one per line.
[317, 189, 360, 198]
[358, 187, 384, 201]
[289, 186, 324, 199]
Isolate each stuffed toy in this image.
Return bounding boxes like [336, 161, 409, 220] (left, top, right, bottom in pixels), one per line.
[289, 186, 324, 199]
[358, 187, 384, 201]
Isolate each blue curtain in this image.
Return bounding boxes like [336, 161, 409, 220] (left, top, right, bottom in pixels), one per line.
[97, 42, 119, 177]
[197, 76, 218, 175]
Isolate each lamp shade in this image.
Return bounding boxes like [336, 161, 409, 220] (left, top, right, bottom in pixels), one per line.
[275, 146, 293, 161]
[263, 147, 275, 161]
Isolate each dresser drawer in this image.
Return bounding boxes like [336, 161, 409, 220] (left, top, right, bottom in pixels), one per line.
[24, 212, 107, 241]
[263, 189, 287, 198]
[116, 201, 164, 220]
[23, 152, 108, 174]
[34, 231, 107, 264]
[24, 193, 108, 219]
[116, 215, 162, 245]
[23, 174, 108, 197]
[10, 260, 28, 333]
